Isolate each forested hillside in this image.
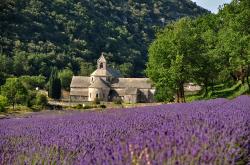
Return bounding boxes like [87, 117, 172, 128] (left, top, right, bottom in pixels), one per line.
[0, 0, 207, 78]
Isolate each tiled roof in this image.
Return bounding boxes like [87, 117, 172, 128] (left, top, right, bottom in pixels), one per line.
[70, 76, 90, 88]
[89, 78, 110, 88]
[91, 67, 121, 77]
[111, 78, 152, 89]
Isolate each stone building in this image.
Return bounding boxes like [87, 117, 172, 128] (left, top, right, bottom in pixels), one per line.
[70, 54, 155, 103]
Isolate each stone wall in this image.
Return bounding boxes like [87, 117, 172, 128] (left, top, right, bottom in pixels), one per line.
[124, 95, 137, 103]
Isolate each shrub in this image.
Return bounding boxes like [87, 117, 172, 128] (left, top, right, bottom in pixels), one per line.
[26, 90, 37, 107]
[0, 95, 8, 112]
[75, 104, 83, 109]
[113, 97, 122, 104]
[93, 98, 100, 105]
[36, 93, 48, 108]
[31, 105, 43, 111]
[83, 105, 92, 109]
[99, 104, 106, 109]
[58, 69, 73, 91]
[19, 75, 46, 90]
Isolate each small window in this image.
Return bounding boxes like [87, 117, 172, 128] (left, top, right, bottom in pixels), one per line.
[90, 93, 91, 98]
[96, 93, 99, 98]
[100, 63, 103, 69]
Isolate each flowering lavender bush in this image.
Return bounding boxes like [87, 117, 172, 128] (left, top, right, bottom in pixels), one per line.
[0, 96, 249, 164]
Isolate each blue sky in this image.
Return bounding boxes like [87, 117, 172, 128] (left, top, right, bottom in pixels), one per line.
[191, 0, 232, 13]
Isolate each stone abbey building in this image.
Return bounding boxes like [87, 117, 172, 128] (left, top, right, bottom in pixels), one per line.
[70, 54, 155, 103]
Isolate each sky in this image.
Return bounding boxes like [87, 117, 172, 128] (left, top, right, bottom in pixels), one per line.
[191, 0, 232, 13]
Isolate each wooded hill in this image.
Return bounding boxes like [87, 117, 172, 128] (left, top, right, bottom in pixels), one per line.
[0, 0, 207, 78]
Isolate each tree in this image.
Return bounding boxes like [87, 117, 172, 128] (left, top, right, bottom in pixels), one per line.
[36, 93, 48, 108]
[48, 68, 61, 99]
[119, 63, 133, 77]
[13, 51, 29, 76]
[58, 69, 73, 91]
[192, 14, 221, 93]
[147, 18, 202, 102]
[0, 54, 13, 75]
[216, 0, 250, 86]
[1, 78, 28, 109]
[0, 72, 7, 86]
[0, 0, 207, 78]
[0, 95, 8, 112]
[19, 75, 46, 90]
[79, 61, 95, 76]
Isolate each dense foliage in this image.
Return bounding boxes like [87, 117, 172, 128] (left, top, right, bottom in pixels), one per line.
[48, 68, 61, 99]
[0, 76, 47, 111]
[0, 96, 249, 164]
[0, 0, 207, 79]
[1, 78, 28, 109]
[147, 0, 250, 102]
[58, 69, 74, 91]
[0, 95, 8, 112]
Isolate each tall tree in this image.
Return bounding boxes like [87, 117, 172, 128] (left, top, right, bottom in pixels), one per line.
[58, 69, 73, 91]
[192, 14, 221, 93]
[48, 68, 61, 99]
[147, 18, 202, 102]
[216, 0, 250, 86]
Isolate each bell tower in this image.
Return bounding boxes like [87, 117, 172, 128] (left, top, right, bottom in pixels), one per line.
[97, 52, 107, 69]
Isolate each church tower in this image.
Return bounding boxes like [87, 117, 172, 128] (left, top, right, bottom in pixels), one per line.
[97, 52, 107, 69]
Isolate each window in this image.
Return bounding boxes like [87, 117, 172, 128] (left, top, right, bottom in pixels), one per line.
[96, 93, 99, 98]
[90, 93, 91, 98]
[100, 63, 103, 69]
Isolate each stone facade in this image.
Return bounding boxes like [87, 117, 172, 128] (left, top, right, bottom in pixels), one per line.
[70, 54, 155, 103]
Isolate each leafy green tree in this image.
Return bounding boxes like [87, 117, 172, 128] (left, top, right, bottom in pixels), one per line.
[19, 75, 46, 90]
[216, 0, 250, 86]
[192, 14, 221, 93]
[147, 18, 202, 102]
[119, 63, 133, 77]
[48, 68, 61, 99]
[0, 54, 13, 74]
[0, 95, 8, 112]
[79, 61, 95, 76]
[1, 78, 28, 109]
[25, 90, 37, 107]
[58, 69, 73, 91]
[13, 51, 29, 76]
[36, 93, 48, 108]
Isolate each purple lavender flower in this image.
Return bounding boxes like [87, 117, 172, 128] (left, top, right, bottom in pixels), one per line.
[0, 96, 249, 164]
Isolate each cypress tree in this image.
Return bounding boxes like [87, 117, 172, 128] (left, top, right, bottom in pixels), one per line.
[48, 68, 61, 99]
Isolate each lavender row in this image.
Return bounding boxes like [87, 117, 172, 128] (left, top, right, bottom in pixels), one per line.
[0, 96, 249, 164]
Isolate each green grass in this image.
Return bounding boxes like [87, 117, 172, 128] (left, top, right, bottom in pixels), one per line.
[186, 82, 249, 102]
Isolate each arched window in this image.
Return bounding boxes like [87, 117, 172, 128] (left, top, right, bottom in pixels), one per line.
[100, 63, 103, 69]
[96, 93, 99, 98]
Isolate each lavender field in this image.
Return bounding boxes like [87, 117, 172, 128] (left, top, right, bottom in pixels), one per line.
[0, 96, 250, 165]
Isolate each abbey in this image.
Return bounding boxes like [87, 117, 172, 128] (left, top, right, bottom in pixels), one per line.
[70, 54, 155, 103]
